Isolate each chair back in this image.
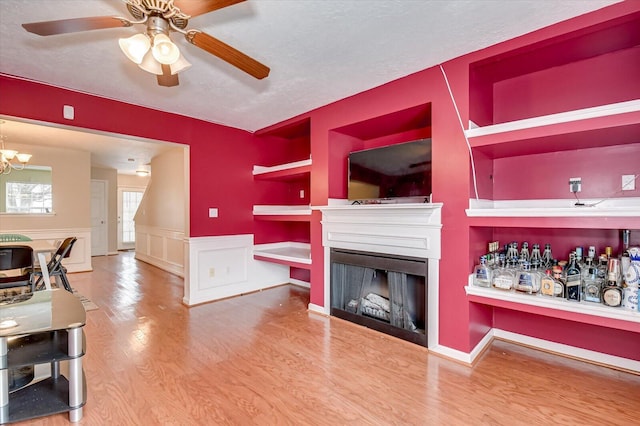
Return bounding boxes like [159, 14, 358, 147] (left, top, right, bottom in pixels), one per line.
[0, 234, 32, 242]
[0, 245, 34, 289]
[48, 237, 77, 270]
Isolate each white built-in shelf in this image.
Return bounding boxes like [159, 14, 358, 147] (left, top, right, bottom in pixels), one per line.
[466, 100, 640, 138]
[466, 197, 640, 218]
[464, 100, 640, 158]
[253, 242, 311, 269]
[253, 205, 312, 219]
[465, 284, 640, 333]
[252, 159, 312, 180]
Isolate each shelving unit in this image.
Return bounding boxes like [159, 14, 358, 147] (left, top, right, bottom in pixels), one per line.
[253, 118, 312, 272]
[465, 10, 640, 364]
[465, 285, 640, 333]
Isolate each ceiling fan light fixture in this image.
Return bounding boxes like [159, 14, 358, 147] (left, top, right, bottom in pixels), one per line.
[139, 51, 163, 75]
[151, 33, 180, 65]
[119, 33, 151, 64]
[169, 53, 191, 75]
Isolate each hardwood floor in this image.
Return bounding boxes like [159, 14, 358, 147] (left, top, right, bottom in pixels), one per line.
[15, 252, 639, 425]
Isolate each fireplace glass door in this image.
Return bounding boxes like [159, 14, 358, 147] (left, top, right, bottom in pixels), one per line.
[330, 249, 427, 346]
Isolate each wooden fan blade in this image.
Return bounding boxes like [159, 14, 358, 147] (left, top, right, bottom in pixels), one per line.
[174, 0, 246, 17]
[22, 16, 130, 36]
[186, 31, 270, 79]
[157, 64, 179, 87]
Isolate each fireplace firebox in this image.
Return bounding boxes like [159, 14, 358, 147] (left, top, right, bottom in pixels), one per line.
[330, 248, 428, 346]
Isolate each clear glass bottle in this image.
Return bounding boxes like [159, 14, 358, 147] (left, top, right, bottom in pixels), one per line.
[542, 243, 553, 268]
[540, 268, 556, 297]
[552, 265, 566, 298]
[602, 271, 623, 307]
[505, 242, 519, 266]
[492, 255, 515, 291]
[519, 242, 530, 268]
[565, 252, 581, 301]
[514, 261, 540, 294]
[582, 258, 602, 303]
[472, 256, 492, 288]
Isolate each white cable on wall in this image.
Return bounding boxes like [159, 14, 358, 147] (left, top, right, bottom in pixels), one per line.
[439, 64, 480, 200]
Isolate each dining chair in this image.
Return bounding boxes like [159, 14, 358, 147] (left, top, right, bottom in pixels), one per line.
[0, 245, 34, 289]
[33, 237, 77, 292]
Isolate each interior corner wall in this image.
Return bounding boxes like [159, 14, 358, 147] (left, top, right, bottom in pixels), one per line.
[91, 167, 118, 254]
[135, 147, 185, 232]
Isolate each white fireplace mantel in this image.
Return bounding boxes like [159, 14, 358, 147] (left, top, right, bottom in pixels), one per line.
[314, 202, 443, 349]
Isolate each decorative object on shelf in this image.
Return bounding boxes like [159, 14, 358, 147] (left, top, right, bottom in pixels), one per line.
[21, 0, 270, 87]
[0, 120, 31, 175]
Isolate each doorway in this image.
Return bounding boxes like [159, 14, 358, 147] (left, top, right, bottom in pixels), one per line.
[91, 179, 108, 256]
[118, 188, 144, 250]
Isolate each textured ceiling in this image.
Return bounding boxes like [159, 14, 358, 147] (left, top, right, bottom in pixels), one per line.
[0, 0, 619, 173]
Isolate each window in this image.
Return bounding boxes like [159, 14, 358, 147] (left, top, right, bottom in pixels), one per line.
[5, 181, 52, 213]
[122, 190, 144, 243]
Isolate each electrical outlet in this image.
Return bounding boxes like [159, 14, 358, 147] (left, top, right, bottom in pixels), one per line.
[569, 177, 582, 193]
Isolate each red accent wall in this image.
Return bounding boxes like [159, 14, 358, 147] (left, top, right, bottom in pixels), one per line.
[1, 0, 638, 358]
[0, 75, 258, 237]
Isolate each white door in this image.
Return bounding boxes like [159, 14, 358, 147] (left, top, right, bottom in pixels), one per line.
[117, 188, 144, 250]
[91, 180, 108, 256]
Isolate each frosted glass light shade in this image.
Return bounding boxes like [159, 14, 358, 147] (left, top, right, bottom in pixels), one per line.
[169, 54, 191, 75]
[0, 149, 17, 160]
[152, 34, 180, 65]
[15, 153, 32, 163]
[119, 33, 151, 64]
[139, 51, 163, 75]
[139, 51, 191, 75]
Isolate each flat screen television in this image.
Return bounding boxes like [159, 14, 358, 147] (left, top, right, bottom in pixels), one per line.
[348, 139, 432, 202]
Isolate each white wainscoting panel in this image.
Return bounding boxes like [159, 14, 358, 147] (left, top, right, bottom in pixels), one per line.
[135, 225, 184, 277]
[12, 228, 92, 273]
[184, 234, 290, 306]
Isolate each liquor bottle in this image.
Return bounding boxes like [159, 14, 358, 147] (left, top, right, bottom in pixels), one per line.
[492, 255, 515, 291]
[514, 261, 540, 294]
[530, 244, 542, 267]
[602, 271, 623, 307]
[622, 229, 630, 253]
[582, 258, 602, 303]
[552, 265, 566, 297]
[519, 242, 530, 267]
[541, 243, 553, 268]
[587, 245, 597, 262]
[575, 246, 584, 268]
[505, 242, 519, 266]
[540, 269, 556, 296]
[565, 252, 581, 301]
[472, 256, 492, 288]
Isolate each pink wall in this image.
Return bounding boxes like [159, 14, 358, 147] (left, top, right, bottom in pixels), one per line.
[1, 0, 638, 358]
[0, 75, 257, 238]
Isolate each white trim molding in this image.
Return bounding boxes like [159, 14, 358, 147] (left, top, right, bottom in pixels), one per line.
[135, 225, 184, 277]
[183, 234, 291, 306]
[11, 228, 92, 273]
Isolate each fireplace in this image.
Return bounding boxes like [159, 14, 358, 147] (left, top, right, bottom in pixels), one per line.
[331, 248, 427, 345]
[317, 202, 442, 348]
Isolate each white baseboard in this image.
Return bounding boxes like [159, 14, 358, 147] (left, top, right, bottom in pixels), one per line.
[429, 330, 494, 365]
[308, 303, 328, 315]
[135, 225, 184, 278]
[289, 278, 310, 288]
[494, 329, 640, 373]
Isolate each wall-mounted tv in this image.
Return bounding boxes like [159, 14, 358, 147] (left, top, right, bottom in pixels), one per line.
[348, 139, 432, 202]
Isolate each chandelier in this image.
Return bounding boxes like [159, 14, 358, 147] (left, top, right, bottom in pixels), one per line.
[0, 120, 32, 175]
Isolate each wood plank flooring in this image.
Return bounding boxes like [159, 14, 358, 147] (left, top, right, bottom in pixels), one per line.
[15, 252, 640, 425]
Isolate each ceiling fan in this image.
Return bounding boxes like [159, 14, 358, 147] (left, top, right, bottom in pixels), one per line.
[21, 0, 270, 87]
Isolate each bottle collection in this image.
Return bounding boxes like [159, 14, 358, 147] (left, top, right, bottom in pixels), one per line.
[472, 230, 640, 312]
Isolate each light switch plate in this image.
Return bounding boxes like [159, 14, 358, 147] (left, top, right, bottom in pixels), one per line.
[208, 208, 218, 218]
[622, 175, 636, 191]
